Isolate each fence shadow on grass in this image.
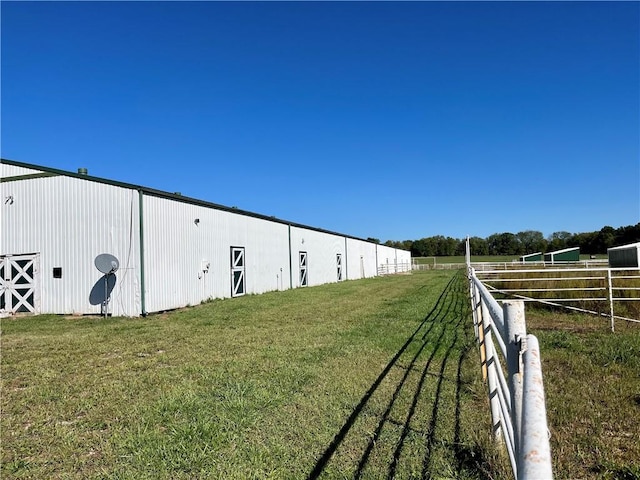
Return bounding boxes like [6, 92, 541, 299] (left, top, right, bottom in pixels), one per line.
[307, 272, 497, 480]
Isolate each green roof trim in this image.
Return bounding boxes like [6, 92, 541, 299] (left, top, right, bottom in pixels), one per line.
[1, 172, 58, 182]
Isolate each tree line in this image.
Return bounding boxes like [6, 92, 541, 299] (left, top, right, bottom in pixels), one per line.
[376, 223, 640, 257]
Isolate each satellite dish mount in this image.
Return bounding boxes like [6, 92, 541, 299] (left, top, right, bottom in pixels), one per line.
[94, 253, 120, 318]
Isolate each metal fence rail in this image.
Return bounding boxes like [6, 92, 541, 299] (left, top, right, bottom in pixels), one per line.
[414, 259, 610, 272]
[475, 266, 640, 332]
[377, 261, 412, 275]
[468, 267, 553, 480]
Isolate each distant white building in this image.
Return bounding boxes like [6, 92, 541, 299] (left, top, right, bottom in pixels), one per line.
[1, 159, 411, 316]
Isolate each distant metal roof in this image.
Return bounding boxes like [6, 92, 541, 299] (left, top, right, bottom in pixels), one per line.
[546, 247, 579, 255]
[608, 242, 640, 251]
[1, 157, 383, 246]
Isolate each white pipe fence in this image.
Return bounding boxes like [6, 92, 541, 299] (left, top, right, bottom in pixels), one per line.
[468, 267, 553, 480]
[475, 266, 640, 332]
[377, 261, 412, 275]
[413, 259, 609, 272]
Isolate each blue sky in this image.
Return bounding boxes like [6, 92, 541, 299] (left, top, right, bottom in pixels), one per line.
[2, 1, 638, 242]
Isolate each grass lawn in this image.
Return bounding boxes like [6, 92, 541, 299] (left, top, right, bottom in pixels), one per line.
[526, 310, 640, 480]
[1, 271, 507, 479]
[413, 256, 520, 265]
[3, 270, 637, 479]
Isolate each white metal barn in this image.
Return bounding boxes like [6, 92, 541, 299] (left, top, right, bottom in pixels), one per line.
[608, 242, 640, 268]
[1, 159, 411, 317]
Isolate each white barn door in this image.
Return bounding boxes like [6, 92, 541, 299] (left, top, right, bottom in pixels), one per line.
[231, 247, 246, 297]
[0, 253, 40, 314]
[299, 251, 308, 287]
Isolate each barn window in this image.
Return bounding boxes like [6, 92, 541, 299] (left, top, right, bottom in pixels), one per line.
[336, 254, 343, 281]
[299, 251, 308, 287]
[231, 247, 245, 297]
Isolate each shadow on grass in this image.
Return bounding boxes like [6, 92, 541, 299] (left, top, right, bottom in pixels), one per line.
[307, 272, 498, 480]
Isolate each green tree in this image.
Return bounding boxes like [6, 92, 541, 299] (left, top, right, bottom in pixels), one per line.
[592, 226, 616, 253]
[410, 238, 429, 257]
[614, 223, 640, 245]
[467, 236, 489, 256]
[516, 230, 546, 254]
[487, 232, 521, 255]
[569, 231, 597, 254]
[547, 231, 572, 251]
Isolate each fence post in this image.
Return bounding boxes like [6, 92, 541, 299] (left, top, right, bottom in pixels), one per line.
[503, 300, 526, 453]
[469, 268, 479, 341]
[519, 335, 553, 480]
[607, 269, 615, 333]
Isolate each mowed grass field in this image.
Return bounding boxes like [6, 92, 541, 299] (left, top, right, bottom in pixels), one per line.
[2, 270, 638, 479]
[413, 256, 519, 265]
[1, 271, 508, 480]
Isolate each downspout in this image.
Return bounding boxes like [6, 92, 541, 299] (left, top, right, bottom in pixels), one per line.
[288, 224, 293, 289]
[375, 243, 379, 277]
[138, 189, 147, 316]
[344, 237, 348, 280]
[395, 249, 398, 273]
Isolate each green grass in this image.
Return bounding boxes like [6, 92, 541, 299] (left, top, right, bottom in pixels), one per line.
[1, 271, 508, 479]
[526, 310, 640, 480]
[484, 269, 640, 322]
[4, 270, 636, 479]
[413, 256, 520, 265]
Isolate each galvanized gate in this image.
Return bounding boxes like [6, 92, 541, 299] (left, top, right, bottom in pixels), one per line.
[0, 253, 40, 314]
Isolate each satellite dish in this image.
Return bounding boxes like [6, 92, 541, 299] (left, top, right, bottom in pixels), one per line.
[95, 253, 120, 274]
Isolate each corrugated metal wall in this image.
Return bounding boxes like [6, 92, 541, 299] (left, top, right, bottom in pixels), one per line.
[376, 244, 398, 273]
[2, 160, 412, 317]
[288, 226, 346, 287]
[1, 168, 141, 316]
[2, 164, 41, 177]
[608, 244, 640, 268]
[345, 238, 377, 279]
[396, 249, 411, 271]
[142, 195, 291, 312]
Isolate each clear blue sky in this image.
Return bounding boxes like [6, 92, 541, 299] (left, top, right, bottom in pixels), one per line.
[2, 1, 638, 242]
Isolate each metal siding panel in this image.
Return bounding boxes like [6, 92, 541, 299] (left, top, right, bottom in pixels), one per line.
[243, 217, 290, 294]
[346, 238, 377, 279]
[2, 161, 406, 315]
[289, 226, 346, 287]
[608, 244, 640, 268]
[376, 244, 397, 273]
[396, 249, 411, 271]
[142, 196, 290, 312]
[1, 176, 141, 316]
[2, 164, 45, 176]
